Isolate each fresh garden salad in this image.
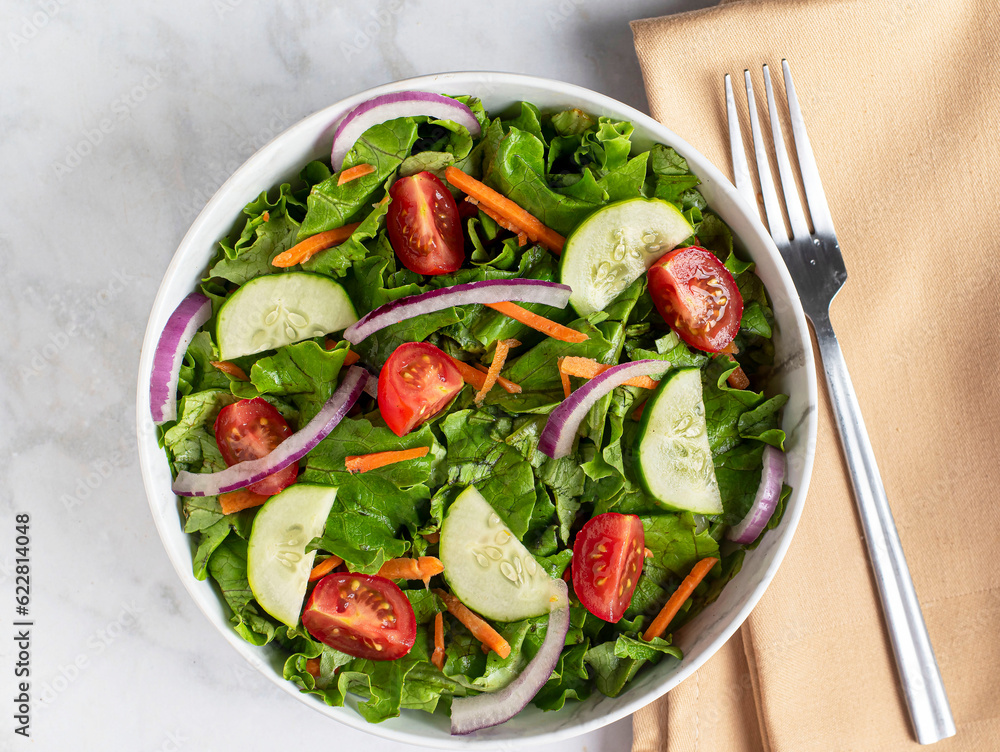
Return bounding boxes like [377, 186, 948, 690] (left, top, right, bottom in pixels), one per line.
[152, 91, 791, 734]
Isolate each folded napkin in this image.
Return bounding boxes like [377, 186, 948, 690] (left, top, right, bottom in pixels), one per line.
[630, 1, 1000, 750]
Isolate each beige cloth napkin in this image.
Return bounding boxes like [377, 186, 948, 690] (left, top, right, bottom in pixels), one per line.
[630, 1, 1000, 750]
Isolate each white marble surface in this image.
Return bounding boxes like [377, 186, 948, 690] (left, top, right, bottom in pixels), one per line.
[1, 1, 716, 749]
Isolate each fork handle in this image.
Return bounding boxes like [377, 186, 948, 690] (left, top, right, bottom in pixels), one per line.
[812, 312, 956, 744]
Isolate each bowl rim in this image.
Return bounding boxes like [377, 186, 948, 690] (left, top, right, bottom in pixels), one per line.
[136, 70, 817, 749]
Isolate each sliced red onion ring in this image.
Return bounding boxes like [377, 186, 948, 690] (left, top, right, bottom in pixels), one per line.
[343, 279, 572, 344]
[331, 91, 481, 171]
[150, 293, 212, 425]
[171, 366, 368, 497]
[728, 445, 786, 544]
[538, 360, 670, 459]
[450, 580, 569, 735]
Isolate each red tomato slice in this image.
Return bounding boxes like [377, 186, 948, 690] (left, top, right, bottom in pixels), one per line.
[213, 397, 297, 496]
[378, 342, 463, 437]
[572, 513, 645, 623]
[387, 171, 464, 275]
[302, 573, 416, 661]
[648, 246, 744, 353]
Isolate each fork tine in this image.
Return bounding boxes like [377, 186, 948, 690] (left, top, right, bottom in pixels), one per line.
[744, 70, 787, 246]
[782, 59, 836, 235]
[725, 74, 755, 210]
[763, 64, 812, 241]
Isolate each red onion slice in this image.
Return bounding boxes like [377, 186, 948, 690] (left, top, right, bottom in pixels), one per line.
[171, 366, 368, 497]
[343, 279, 572, 344]
[728, 445, 786, 544]
[331, 91, 481, 171]
[538, 360, 670, 459]
[150, 293, 212, 424]
[450, 580, 569, 735]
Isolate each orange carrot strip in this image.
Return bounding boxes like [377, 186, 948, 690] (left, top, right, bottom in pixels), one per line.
[305, 658, 321, 678]
[445, 166, 565, 254]
[309, 555, 344, 582]
[631, 399, 649, 421]
[345, 446, 430, 473]
[434, 589, 511, 659]
[322, 343, 360, 366]
[262, 211, 270, 222]
[272, 223, 361, 268]
[431, 612, 446, 671]
[557, 357, 572, 399]
[377, 556, 444, 585]
[642, 557, 718, 641]
[468, 198, 520, 235]
[475, 339, 519, 405]
[485, 301, 588, 344]
[210, 360, 250, 381]
[644, 547, 653, 559]
[472, 363, 522, 394]
[450, 357, 487, 390]
[337, 163, 375, 185]
[727, 365, 750, 390]
[559, 356, 660, 389]
[218, 489, 270, 515]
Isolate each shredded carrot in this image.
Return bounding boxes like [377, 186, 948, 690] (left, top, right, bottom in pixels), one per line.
[727, 357, 750, 390]
[262, 211, 270, 222]
[474, 339, 519, 405]
[451, 357, 521, 394]
[323, 343, 361, 366]
[431, 612, 446, 670]
[210, 360, 250, 382]
[337, 162, 375, 185]
[631, 399, 648, 421]
[434, 589, 511, 659]
[377, 556, 444, 586]
[468, 198, 533, 249]
[642, 557, 718, 641]
[472, 363, 521, 394]
[272, 223, 360, 268]
[309, 555, 343, 582]
[445, 166, 565, 254]
[450, 357, 487, 390]
[305, 658, 321, 678]
[219, 489, 270, 515]
[422, 532, 440, 544]
[485, 301, 588, 344]
[345, 446, 430, 473]
[557, 357, 572, 399]
[644, 547, 653, 559]
[559, 356, 660, 389]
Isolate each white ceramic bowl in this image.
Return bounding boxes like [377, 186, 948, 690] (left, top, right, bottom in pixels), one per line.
[136, 72, 817, 749]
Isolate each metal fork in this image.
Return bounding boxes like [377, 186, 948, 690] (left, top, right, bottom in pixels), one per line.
[725, 61, 955, 745]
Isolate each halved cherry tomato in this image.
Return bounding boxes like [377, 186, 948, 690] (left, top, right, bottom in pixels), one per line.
[648, 246, 744, 353]
[572, 513, 645, 623]
[378, 342, 463, 437]
[301, 573, 416, 661]
[213, 398, 297, 496]
[387, 171, 464, 275]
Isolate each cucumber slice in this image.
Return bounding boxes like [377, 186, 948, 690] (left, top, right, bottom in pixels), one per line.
[560, 198, 694, 316]
[217, 272, 358, 360]
[247, 484, 338, 627]
[440, 486, 557, 621]
[634, 368, 723, 515]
